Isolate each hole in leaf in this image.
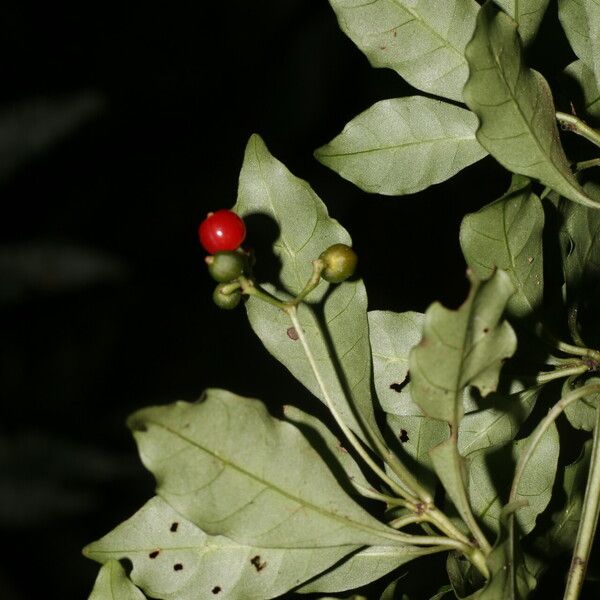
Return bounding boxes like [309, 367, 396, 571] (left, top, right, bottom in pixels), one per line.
[149, 550, 160, 559]
[212, 586, 222, 594]
[170, 522, 179, 532]
[173, 563, 183, 571]
[390, 375, 409, 394]
[250, 555, 267, 572]
[399, 429, 409, 443]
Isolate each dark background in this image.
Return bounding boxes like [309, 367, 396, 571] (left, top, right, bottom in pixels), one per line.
[0, 1, 594, 598]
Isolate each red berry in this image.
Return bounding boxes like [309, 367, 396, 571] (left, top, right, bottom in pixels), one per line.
[198, 209, 246, 254]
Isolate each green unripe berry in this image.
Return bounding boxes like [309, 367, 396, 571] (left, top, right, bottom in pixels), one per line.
[213, 283, 242, 310]
[319, 243, 357, 283]
[206, 251, 245, 283]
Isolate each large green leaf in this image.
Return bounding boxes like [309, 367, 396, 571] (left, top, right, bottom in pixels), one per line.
[88, 560, 146, 600]
[128, 389, 400, 548]
[233, 135, 378, 446]
[297, 545, 440, 594]
[464, 2, 596, 209]
[246, 282, 378, 447]
[409, 270, 517, 426]
[410, 270, 516, 535]
[558, 0, 600, 88]
[560, 181, 600, 294]
[85, 497, 352, 600]
[564, 60, 600, 121]
[494, 0, 549, 46]
[460, 176, 544, 318]
[315, 97, 487, 196]
[468, 422, 559, 535]
[458, 387, 540, 456]
[234, 134, 350, 300]
[328, 0, 479, 102]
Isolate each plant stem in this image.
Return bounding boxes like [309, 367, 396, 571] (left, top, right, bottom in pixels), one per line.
[557, 112, 600, 149]
[575, 158, 600, 173]
[510, 384, 600, 506]
[352, 482, 414, 509]
[285, 259, 325, 307]
[536, 363, 590, 385]
[540, 329, 600, 363]
[389, 514, 424, 529]
[287, 307, 417, 502]
[563, 402, 600, 600]
[238, 277, 287, 310]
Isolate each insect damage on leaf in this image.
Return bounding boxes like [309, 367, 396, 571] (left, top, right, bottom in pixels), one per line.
[250, 555, 267, 572]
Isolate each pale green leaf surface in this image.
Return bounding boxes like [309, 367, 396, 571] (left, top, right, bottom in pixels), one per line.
[464, 2, 595, 208]
[561, 181, 600, 293]
[88, 560, 146, 600]
[458, 387, 540, 456]
[328, 0, 479, 102]
[315, 97, 487, 195]
[468, 422, 559, 535]
[559, 0, 600, 88]
[460, 176, 544, 317]
[563, 377, 599, 431]
[298, 545, 437, 593]
[246, 281, 379, 447]
[564, 60, 600, 120]
[409, 270, 517, 426]
[234, 134, 350, 300]
[368, 310, 424, 414]
[494, 0, 549, 45]
[282, 404, 371, 491]
[387, 414, 448, 495]
[129, 389, 399, 548]
[85, 497, 352, 600]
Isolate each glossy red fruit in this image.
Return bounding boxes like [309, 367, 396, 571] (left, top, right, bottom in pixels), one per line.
[198, 209, 246, 254]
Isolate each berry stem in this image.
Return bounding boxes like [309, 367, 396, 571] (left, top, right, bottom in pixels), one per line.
[556, 112, 600, 150]
[285, 259, 325, 307]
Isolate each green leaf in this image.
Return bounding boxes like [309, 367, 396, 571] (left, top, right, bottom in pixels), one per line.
[315, 97, 487, 195]
[464, 2, 596, 209]
[233, 134, 378, 447]
[409, 270, 517, 426]
[282, 404, 371, 491]
[85, 497, 352, 600]
[560, 181, 600, 294]
[246, 281, 379, 448]
[234, 134, 350, 301]
[468, 422, 559, 535]
[558, 0, 600, 88]
[458, 386, 540, 456]
[564, 60, 600, 121]
[563, 377, 599, 431]
[88, 560, 146, 600]
[387, 414, 448, 495]
[298, 545, 438, 594]
[368, 310, 449, 494]
[128, 389, 400, 548]
[494, 0, 549, 46]
[368, 310, 424, 414]
[466, 505, 535, 599]
[328, 0, 479, 102]
[460, 176, 545, 318]
[532, 440, 593, 566]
